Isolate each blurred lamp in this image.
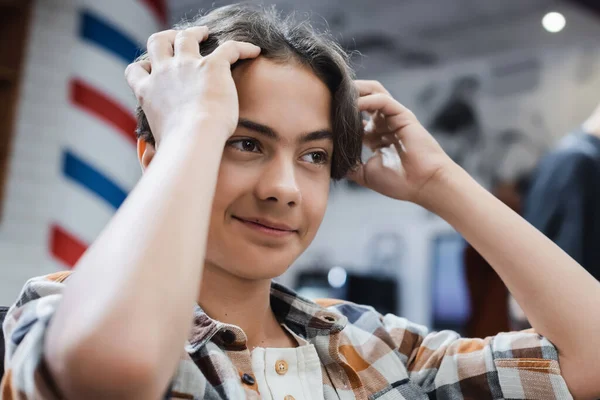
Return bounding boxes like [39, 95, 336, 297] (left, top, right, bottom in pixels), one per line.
[328, 266, 347, 288]
[542, 12, 566, 33]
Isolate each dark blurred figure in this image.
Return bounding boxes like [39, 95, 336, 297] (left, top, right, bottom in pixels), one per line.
[464, 176, 529, 338]
[429, 76, 481, 167]
[524, 103, 600, 280]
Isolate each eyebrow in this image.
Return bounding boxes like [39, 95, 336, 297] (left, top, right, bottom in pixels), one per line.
[237, 118, 333, 144]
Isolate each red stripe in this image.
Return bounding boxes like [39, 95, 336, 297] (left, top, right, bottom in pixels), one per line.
[50, 225, 88, 269]
[140, 0, 167, 25]
[70, 79, 137, 145]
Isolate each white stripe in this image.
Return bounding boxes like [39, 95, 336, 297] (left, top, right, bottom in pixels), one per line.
[343, 322, 378, 347]
[496, 367, 525, 398]
[54, 178, 116, 245]
[0, 214, 49, 247]
[371, 350, 412, 387]
[492, 332, 517, 354]
[0, 180, 55, 218]
[549, 374, 573, 399]
[78, 0, 162, 48]
[72, 42, 138, 111]
[63, 108, 142, 191]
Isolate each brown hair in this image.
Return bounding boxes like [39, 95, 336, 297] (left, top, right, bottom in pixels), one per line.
[135, 3, 362, 180]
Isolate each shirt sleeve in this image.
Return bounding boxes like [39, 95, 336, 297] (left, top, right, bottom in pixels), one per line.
[1, 271, 71, 399]
[382, 314, 573, 399]
[524, 152, 596, 265]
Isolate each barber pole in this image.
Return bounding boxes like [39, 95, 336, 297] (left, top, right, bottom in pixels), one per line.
[37, 0, 166, 268]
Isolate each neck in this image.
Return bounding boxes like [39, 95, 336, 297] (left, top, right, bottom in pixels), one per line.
[583, 106, 600, 137]
[198, 262, 292, 349]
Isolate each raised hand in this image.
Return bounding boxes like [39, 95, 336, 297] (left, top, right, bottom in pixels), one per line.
[348, 80, 456, 205]
[125, 27, 261, 144]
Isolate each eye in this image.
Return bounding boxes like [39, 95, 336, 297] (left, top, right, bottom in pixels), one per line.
[301, 151, 329, 165]
[228, 138, 261, 153]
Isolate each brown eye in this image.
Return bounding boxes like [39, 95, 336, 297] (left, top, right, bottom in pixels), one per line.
[301, 151, 329, 165]
[241, 140, 256, 151]
[311, 152, 324, 163]
[228, 138, 261, 153]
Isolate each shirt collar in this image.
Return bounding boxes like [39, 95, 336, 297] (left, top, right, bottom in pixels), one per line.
[185, 281, 347, 353]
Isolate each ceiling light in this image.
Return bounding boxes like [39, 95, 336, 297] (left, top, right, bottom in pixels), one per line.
[542, 12, 566, 33]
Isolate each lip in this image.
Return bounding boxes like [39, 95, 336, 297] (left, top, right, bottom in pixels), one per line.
[232, 216, 298, 237]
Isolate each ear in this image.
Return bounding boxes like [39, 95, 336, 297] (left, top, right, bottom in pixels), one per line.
[137, 139, 156, 172]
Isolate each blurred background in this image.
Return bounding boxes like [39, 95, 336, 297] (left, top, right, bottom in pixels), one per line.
[0, 0, 599, 335]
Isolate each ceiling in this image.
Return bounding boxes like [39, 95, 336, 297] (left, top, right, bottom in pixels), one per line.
[167, 0, 600, 76]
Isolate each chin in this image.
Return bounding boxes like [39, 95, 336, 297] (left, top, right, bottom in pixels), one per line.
[206, 243, 302, 281]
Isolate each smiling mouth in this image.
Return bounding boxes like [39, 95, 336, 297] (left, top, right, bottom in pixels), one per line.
[232, 216, 298, 237]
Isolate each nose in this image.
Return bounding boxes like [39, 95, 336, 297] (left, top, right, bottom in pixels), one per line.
[254, 156, 301, 207]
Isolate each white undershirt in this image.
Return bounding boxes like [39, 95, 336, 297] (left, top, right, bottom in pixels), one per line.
[251, 326, 324, 400]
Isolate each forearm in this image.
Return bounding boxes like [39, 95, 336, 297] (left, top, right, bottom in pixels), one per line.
[46, 120, 227, 398]
[422, 165, 600, 395]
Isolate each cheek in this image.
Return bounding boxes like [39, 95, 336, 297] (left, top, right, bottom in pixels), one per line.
[300, 177, 330, 229]
[211, 160, 253, 213]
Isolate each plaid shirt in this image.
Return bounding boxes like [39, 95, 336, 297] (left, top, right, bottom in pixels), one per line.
[2, 272, 573, 399]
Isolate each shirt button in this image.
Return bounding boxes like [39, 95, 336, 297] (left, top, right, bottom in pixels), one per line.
[275, 359, 288, 375]
[221, 330, 236, 345]
[319, 312, 337, 323]
[284, 396, 295, 400]
[241, 373, 255, 385]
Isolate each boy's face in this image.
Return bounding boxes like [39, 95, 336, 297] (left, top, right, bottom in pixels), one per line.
[205, 57, 333, 280]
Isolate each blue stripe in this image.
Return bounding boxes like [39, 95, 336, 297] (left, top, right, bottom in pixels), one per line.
[79, 10, 143, 63]
[63, 151, 128, 209]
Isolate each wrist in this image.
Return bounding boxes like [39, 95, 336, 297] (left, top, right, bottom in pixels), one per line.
[153, 117, 230, 177]
[160, 115, 230, 149]
[416, 162, 473, 215]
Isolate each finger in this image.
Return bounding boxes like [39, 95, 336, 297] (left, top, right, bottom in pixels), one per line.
[391, 137, 405, 157]
[125, 60, 151, 90]
[346, 163, 366, 186]
[363, 115, 390, 134]
[210, 40, 261, 65]
[363, 125, 391, 141]
[358, 93, 404, 115]
[379, 133, 397, 147]
[363, 117, 393, 139]
[355, 80, 390, 96]
[174, 26, 209, 57]
[358, 94, 418, 133]
[366, 132, 396, 151]
[365, 137, 387, 152]
[383, 133, 405, 156]
[364, 132, 388, 151]
[147, 30, 178, 64]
